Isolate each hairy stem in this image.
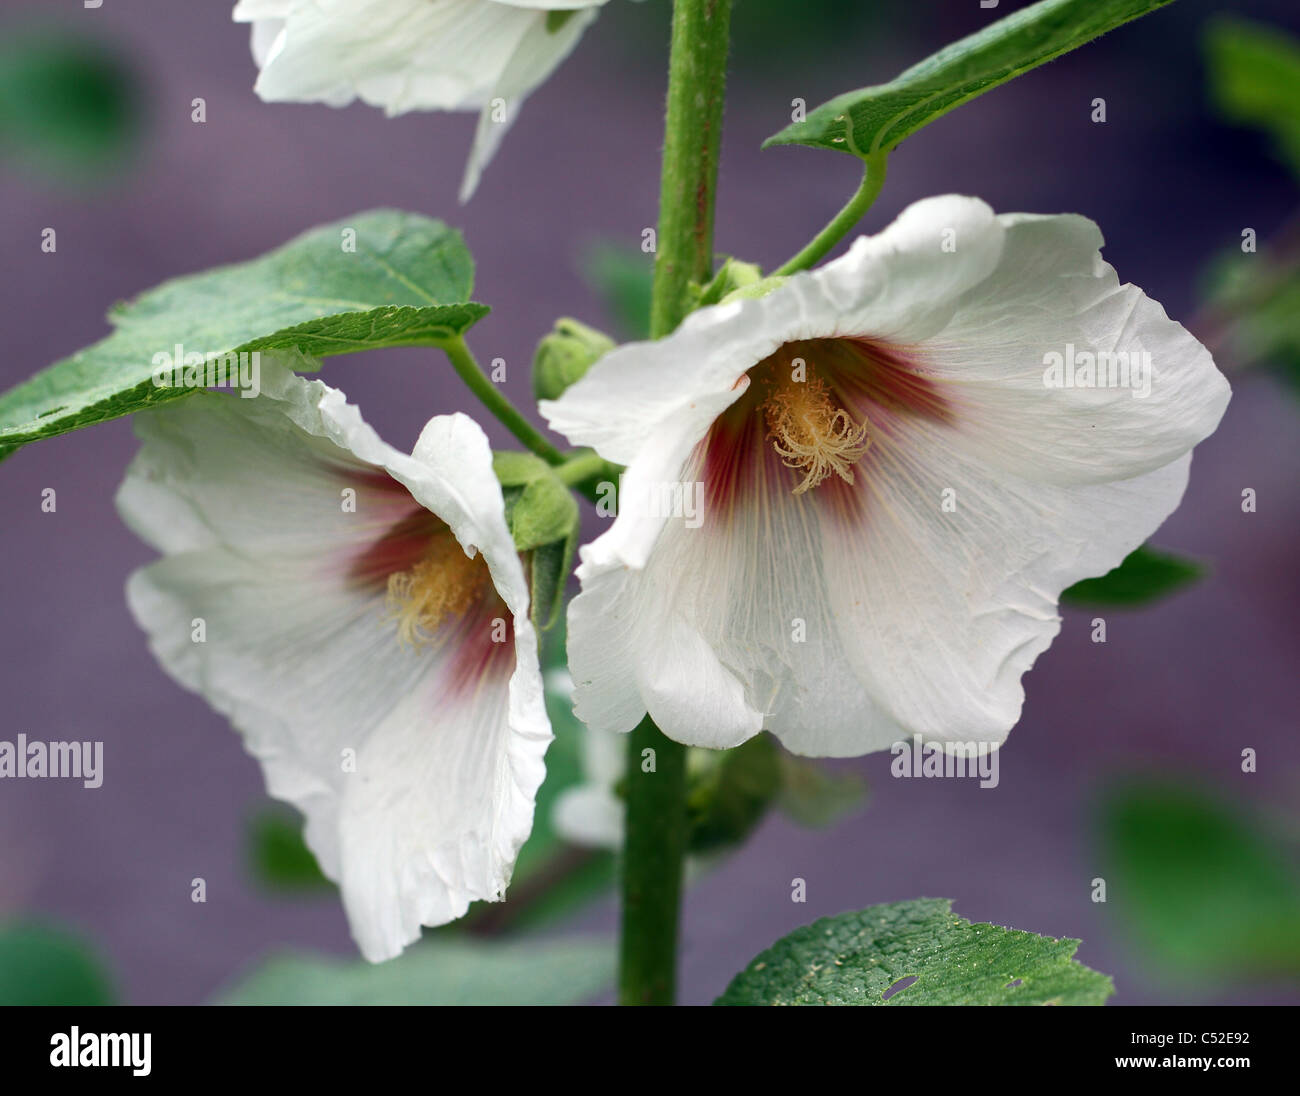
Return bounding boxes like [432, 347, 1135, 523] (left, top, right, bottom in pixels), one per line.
[619, 0, 733, 1008]
[648, 0, 735, 341]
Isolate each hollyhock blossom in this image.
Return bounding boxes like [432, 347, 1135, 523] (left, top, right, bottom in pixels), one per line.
[542, 195, 1231, 758]
[116, 356, 550, 961]
[232, 0, 607, 199]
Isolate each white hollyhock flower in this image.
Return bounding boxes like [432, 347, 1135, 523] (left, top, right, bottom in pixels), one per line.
[232, 0, 607, 200]
[542, 195, 1231, 759]
[116, 356, 550, 961]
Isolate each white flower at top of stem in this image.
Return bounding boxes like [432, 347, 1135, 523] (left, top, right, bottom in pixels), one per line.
[116, 354, 551, 962]
[541, 195, 1232, 759]
[232, 0, 609, 200]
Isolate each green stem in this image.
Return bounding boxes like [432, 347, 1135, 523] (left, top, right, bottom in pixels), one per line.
[440, 337, 565, 465]
[648, 0, 734, 341]
[772, 151, 888, 276]
[619, 716, 690, 1005]
[619, 0, 733, 1008]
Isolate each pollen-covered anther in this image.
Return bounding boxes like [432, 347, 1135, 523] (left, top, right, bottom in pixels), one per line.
[763, 374, 871, 494]
[386, 533, 485, 648]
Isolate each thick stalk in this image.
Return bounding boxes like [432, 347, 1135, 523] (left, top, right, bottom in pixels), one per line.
[619, 0, 733, 1008]
[648, 0, 734, 341]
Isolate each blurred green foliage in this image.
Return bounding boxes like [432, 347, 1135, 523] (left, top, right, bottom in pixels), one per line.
[0, 24, 142, 181]
[1098, 779, 1300, 982]
[246, 807, 334, 894]
[215, 937, 614, 1005]
[582, 241, 654, 341]
[0, 920, 116, 1005]
[1202, 18, 1300, 394]
[1207, 17, 1300, 177]
[686, 734, 781, 853]
[776, 753, 867, 828]
[1062, 546, 1205, 608]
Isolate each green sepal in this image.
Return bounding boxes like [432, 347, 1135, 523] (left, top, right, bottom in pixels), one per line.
[493, 451, 579, 631]
[527, 532, 577, 632]
[719, 274, 787, 307]
[695, 256, 765, 309]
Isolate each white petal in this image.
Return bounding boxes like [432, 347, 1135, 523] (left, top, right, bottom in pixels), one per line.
[459, 4, 598, 201]
[486, 1, 606, 9]
[247, 19, 287, 68]
[804, 449, 1194, 755]
[233, 0, 295, 19]
[903, 212, 1231, 485]
[118, 360, 549, 960]
[238, 0, 533, 113]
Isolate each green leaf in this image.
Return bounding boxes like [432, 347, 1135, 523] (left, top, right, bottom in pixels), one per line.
[582, 242, 653, 340]
[765, 0, 1174, 160]
[0, 210, 486, 460]
[215, 937, 613, 1005]
[0, 920, 116, 1005]
[717, 898, 1113, 1005]
[1098, 780, 1300, 980]
[1205, 18, 1300, 178]
[246, 807, 334, 894]
[776, 755, 868, 829]
[1201, 247, 1300, 393]
[0, 28, 141, 179]
[1060, 545, 1204, 607]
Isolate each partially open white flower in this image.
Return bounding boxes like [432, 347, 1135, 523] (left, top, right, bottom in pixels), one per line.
[116, 357, 550, 961]
[232, 0, 607, 200]
[542, 196, 1231, 758]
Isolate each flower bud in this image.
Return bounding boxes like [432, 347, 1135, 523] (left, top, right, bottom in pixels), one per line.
[532, 318, 616, 402]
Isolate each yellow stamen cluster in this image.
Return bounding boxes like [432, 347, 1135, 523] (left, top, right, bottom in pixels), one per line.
[763, 372, 870, 494]
[386, 534, 484, 648]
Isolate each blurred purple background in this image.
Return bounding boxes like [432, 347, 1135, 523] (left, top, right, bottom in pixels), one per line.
[0, 0, 1297, 1004]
